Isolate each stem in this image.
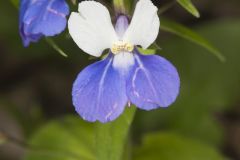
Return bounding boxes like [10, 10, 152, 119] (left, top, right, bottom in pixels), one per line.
[113, 0, 126, 14]
[95, 106, 136, 160]
[45, 38, 68, 57]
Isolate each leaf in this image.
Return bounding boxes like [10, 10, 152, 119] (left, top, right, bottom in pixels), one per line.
[177, 0, 200, 18]
[24, 116, 95, 160]
[138, 48, 156, 55]
[96, 106, 136, 160]
[161, 18, 225, 62]
[136, 20, 240, 147]
[133, 132, 225, 160]
[24, 107, 136, 160]
[10, 0, 19, 8]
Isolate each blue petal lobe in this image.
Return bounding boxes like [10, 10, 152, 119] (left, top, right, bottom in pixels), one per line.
[72, 55, 128, 123]
[19, 0, 69, 46]
[127, 50, 180, 110]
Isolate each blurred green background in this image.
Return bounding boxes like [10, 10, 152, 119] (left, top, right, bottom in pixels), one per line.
[1, 0, 240, 160]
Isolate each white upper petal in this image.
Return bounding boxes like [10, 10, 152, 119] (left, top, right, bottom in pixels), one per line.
[123, 0, 160, 49]
[68, 1, 118, 57]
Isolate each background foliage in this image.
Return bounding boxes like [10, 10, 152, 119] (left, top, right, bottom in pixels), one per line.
[1, 0, 240, 160]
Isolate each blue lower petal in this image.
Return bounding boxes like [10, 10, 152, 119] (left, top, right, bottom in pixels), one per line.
[72, 55, 128, 123]
[127, 50, 180, 110]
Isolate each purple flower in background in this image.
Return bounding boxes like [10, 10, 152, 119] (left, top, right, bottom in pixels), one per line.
[19, 0, 69, 47]
[68, 0, 180, 123]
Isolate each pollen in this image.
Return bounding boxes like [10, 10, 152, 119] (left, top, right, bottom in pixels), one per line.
[111, 41, 134, 54]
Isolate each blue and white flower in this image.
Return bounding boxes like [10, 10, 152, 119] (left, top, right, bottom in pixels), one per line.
[68, 0, 180, 123]
[19, 0, 69, 47]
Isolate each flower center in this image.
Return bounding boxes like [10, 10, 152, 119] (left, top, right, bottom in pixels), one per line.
[111, 41, 134, 54]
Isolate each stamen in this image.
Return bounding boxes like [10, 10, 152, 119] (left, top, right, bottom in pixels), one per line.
[111, 41, 134, 54]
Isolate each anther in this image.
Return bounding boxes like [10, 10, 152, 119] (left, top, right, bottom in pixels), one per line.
[111, 41, 134, 54]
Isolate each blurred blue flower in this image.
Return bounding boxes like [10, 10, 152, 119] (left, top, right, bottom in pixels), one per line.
[19, 0, 69, 47]
[68, 0, 180, 123]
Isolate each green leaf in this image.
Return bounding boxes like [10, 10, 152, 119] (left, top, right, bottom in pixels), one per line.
[177, 0, 200, 18]
[136, 20, 240, 147]
[137, 42, 163, 55]
[10, 0, 19, 8]
[24, 107, 136, 160]
[138, 48, 156, 55]
[133, 132, 225, 160]
[24, 116, 95, 160]
[161, 18, 225, 62]
[96, 106, 136, 160]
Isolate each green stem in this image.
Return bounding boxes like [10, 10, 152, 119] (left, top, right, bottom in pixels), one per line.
[95, 106, 136, 160]
[113, 0, 126, 14]
[45, 38, 68, 57]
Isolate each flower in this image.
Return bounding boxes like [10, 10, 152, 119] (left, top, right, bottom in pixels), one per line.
[68, 0, 180, 123]
[19, 0, 69, 47]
